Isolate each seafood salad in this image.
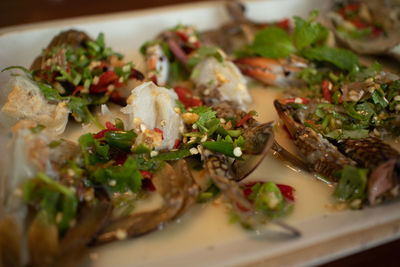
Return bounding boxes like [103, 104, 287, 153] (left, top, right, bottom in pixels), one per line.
[1, 0, 400, 266]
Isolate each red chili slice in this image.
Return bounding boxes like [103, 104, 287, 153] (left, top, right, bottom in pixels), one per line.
[276, 184, 295, 202]
[174, 86, 203, 108]
[173, 139, 181, 149]
[280, 97, 310, 105]
[140, 170, 153, 179]
[90, 70, 119, 93]
[72, 85, 84, 96]
[154, 127, 164, 140]
[236, 113, 253, 127]
[351, 19, 367, 29]
[93, 121, 121, 139]
[321, 80, 332, 102]
[176, 31, 189, 42]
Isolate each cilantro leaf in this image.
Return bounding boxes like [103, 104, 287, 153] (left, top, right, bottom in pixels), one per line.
[301, 46, 359, 71]
[79, 133, 109, 168]
[192, 106, 219, 133]
[250, 27, 296, 59]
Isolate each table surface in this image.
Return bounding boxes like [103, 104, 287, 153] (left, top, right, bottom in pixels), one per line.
[1, 0, 399, 266]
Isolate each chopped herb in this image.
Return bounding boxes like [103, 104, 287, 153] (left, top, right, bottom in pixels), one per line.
[250, 27, 296, 59]
[104, 130, 137, 152]
[24, 172, 78, 233]
[91, 157, 142, 193]
[154, 148, 192, 161]
[334, 165, 368, 203]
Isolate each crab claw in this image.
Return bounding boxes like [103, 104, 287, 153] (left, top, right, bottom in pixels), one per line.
[234, 56, 307, 88]
[273, 100, 302, 138]
[232, 122, 275, 181]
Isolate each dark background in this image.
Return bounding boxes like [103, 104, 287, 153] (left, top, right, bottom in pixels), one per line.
[0, 0, 399, 266]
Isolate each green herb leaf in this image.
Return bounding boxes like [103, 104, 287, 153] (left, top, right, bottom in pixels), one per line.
[154, 148, 191, 161]
[371, 88, 388, 108]
[334, 165, 368, 202]
[192, 106, 219, 133]
[301, 46, 359, 71]
[37, 82, 62, 101]
[251, 27, 296, 59]
[105, 130, 137, 152]
[91, 157, 142, 193]
[24, 172, 78, 233]
[202, 141, 236, 157]
[293, 10, 329, 51]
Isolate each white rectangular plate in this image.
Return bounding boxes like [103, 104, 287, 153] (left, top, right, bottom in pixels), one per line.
[1, 1, 400, 266]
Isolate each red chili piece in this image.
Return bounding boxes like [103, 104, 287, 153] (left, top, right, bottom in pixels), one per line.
[173, 139, 181, 149]
[276, 184, 295, 202]
[72, 85, 84, 96]
[90, 70, 120, 93]
[176, 31, 189, 42]
[280, 97, 310, 105]
[93, 121, 121, 139]
[174, 86, 202, 108]
[321, 80, 332, 103]
[236, 113, 253, 127]
[154, 127, 164, 140]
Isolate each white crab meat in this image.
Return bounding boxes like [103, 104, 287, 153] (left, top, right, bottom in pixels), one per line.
[191, 57, 252, 110]
[121, 82, 184, 151]
[145, 44, 170, 86]
[1, 76, 70, 135]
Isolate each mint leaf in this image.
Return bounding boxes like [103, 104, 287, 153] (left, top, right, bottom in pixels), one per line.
[251, 27, 295, 59]
[301, 46, 359, 71]
[293, 11, 328, 51]
[192, 106, 218, 133]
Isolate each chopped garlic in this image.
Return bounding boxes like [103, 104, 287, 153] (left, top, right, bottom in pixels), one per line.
[190, 147, 199, 155]
[233, 147, 242, 157]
